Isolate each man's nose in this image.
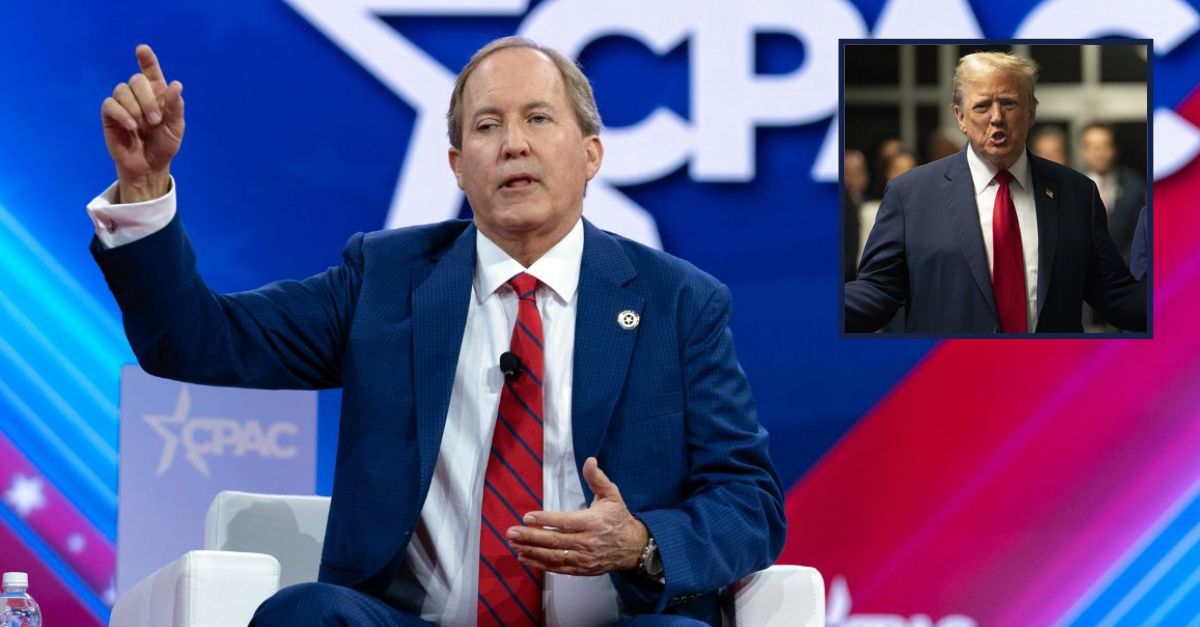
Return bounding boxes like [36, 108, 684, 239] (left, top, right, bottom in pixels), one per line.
[502, 123, 531, 157]
[989, 103, 1005, 125]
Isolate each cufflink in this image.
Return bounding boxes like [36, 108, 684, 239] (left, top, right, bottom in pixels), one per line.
[617, 310, 640, 330]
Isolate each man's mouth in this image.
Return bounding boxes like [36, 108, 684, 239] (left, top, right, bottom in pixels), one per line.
[500, 174, 538, 189]
[990, 131, 1008, 145]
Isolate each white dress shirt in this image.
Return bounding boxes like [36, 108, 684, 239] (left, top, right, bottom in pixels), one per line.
[86, 178, 179, 249]
[965, 146, 1040, 331]
[402, 219, 619, 626]
[1086, 170, 1117, 214]
[86, 184, 621, 625]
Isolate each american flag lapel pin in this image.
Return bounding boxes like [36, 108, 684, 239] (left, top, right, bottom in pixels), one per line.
[1045, 188, 1054, 199]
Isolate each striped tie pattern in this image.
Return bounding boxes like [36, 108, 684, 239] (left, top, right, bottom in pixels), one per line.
[478, 272, 545, 626]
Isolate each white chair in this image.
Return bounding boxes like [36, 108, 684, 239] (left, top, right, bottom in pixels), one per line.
[110, 491, 824, 626]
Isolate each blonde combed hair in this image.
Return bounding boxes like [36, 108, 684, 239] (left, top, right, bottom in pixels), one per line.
[953, 51, 1040, 106]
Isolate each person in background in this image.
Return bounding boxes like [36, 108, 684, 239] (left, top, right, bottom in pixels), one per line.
[870, 137, 904, 200]
[1131, 205, 1149, 282]
[845, 149, 870, 206]
[882, 149, 919, 184]
[844, 150, 869, 282]
[1079, 122, 1146, 265]
[1030, 125, 1070, 167]
[925, 130, 960, 162]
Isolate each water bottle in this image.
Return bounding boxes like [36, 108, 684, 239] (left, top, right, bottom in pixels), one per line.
[0, 572, 41, 627]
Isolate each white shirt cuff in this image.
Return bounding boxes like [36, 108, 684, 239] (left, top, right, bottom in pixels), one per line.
[86, 176, 177, 249]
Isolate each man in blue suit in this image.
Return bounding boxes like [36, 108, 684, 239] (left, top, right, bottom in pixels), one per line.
[845, 51, 1146, 334]
[91, 39, 784, 625]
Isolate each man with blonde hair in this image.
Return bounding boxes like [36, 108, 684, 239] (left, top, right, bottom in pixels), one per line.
[845, 50, 1145, 334]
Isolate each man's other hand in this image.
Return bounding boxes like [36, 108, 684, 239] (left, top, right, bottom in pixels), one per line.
[101, 44, 185, 203]
[507, 457, 650, 576]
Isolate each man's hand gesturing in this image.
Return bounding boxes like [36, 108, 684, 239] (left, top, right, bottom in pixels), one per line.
[507, 457, 651, 577]
[101, 44, 185, 203]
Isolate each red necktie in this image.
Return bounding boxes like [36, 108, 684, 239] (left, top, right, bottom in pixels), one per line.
[992, 170, 1028, 333]
[478, 272, 545, 626]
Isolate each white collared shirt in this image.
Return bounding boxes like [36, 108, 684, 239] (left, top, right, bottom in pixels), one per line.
[1086, 169, 1117, 214]
[965, 146, 1040, 331]
[85, 185, 620, 626]
[405, 219, 619, 626]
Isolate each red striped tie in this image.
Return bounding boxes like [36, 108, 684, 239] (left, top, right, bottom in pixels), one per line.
[478, 272, 545, 627]
[992, 170, 1028, 333]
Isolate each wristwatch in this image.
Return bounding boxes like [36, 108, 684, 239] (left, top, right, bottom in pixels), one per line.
[637, 535, 664, 579]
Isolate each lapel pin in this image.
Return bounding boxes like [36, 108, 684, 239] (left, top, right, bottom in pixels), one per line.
[1045, 188, 1054, 199]
[617, 310, 640, 330]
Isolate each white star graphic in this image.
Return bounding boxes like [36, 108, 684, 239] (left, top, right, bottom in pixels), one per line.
[4, 474, 47, 518]
[103, 579, 117, 606]
[144, 385, 239, 477]
[283, 0, 662, 247]
[66, 533, 86, 554]
[144, 385, 191, 476]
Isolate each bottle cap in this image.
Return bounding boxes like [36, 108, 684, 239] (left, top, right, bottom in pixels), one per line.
[2, 572, 28, 588]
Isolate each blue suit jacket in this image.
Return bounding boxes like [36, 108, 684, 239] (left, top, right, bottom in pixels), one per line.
[845, 148, 1146, 333]
[1130, 205, 1149, 282]
[1104, 165, 1147, 266]
[93, 215, 785, 623]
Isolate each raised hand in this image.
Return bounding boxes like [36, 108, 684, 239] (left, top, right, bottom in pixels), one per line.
[100, 44, 185, 203]
[506, 457, 650, 576]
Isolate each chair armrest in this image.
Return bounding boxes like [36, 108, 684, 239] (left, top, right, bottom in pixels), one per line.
[110, 550, 281, 627]
[733, 565, 825, 627]
[204, 490, 331, 587]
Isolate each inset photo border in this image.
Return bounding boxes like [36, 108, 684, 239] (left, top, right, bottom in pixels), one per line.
[839, 39, 1152, 338]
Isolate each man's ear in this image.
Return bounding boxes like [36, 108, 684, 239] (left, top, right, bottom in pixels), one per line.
[583, 135, 604, 182]
[448, 147, 465, 190]
[953, 105, 967, 134]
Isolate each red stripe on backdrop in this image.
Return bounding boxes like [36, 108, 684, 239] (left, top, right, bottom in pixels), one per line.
[780, 89, 1200, 623]
[0, 517, 103, 626]
[0, 430, 114, 599]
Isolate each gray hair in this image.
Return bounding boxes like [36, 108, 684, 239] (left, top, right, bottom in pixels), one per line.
[446, 36, 602, 149]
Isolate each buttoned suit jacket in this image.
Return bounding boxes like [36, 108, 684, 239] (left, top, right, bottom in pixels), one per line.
[93, 214, 786, 623]
[844, 148, 1146, 333]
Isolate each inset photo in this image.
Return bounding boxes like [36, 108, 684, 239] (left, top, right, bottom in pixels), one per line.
[841, 41, 1151, 336]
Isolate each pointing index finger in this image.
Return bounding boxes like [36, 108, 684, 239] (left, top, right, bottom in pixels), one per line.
[136, 44, 167, 86]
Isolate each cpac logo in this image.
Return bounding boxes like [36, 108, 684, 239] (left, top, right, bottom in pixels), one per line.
[828, 576, 976, 627]
[143, 385, 299, 478]
[285, 0, 1200, 246]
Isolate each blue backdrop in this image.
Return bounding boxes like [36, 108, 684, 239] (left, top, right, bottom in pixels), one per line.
[2, 0, 1199, 623]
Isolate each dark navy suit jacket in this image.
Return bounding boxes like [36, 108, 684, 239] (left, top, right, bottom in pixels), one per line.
[845, 148, 1146, 333]
[1101, 165, 1146, 266]
[93, 215, 785, 623]
[1131, 205, 1149, 282]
